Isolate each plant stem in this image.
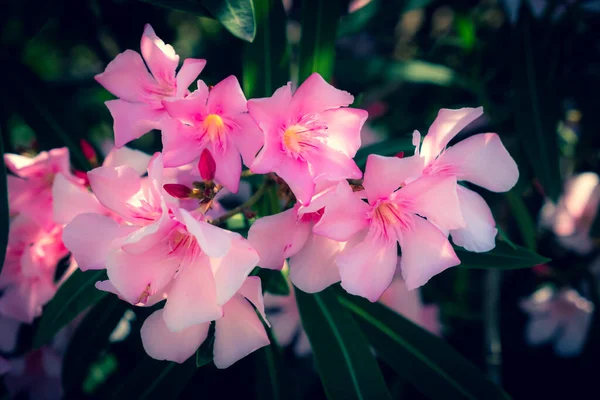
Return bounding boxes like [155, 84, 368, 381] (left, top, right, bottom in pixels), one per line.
[210, 180, 270, 225]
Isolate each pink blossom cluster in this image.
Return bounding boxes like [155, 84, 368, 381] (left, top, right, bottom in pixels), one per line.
[2, 24, 519, 369]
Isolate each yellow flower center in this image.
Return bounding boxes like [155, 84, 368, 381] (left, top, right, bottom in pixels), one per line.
[283, 125, 304, 153]
[203, 114, 225, 141]
[375, 202, 401, 225]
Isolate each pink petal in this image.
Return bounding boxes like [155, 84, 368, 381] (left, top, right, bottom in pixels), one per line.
[63, 213, 127, 270]
[379, 274, 422, 323]
[88, 165, 141, 219]
[105, 100, 164, 148]
[94, 50, 154, 103]
[0, 279, 56, 323]
[450, 186, 497, 252]
[52, 174, 104, 224]
[207, 75, 247, 116]
[337, 231, 397, 302]
[276, 158, 315, 204]
[289, 233, 343, 293]
[140, 24, 179, 85]
[250, 133, 286, 174]
[398, 176, 465, 231]
[290, 73, 354, 115]
[175, 59, 207, 98]
[318, 108, 368, 157]
[420, 107, 484, 164]
[210, 235, 259, 305]
[525, 316, 558, 345]
[163, 260, 223, 332]
[212, 144, 242, 193]
[231, 113, 264, 167]
[163, 81, 209, 123]
[120, 209, 173, 255]
[179, 209, 232, 258]
[247, 83, 292, 131]
[102, 147, 151, 175]
[437, 133, 519, 193]
[213, 294, 269, 369]
[399, 216, 460, 290]
[307, 145, 362, 182]
[363, 154, 424, 203]
[313, 182, 370, 241]
[266, 304, 299, 347]
[161, 118, 203, 168]
[247, 207, 310, 270]
[141, 309, 209, 363]
[238, 276, 268, 324]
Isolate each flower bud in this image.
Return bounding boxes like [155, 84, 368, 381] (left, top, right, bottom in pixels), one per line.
[163, 184, 192, 199]
[198, 149, 216, 181]
[395, 151, 405, 159]
[80, 139, 98, 166]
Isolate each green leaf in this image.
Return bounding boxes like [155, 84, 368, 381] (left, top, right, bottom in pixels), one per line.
[195, 323, 215, 368]
[251, 268, 290, 295]
[504, 190, 537, 251]
[295, 287, 391, 400]
[512, 11, 561, 202]
[455, 241, 549, 270]
[298, 0, 343, 82]
[354, 137, 415, 168]
[255, 313, 284, 400]
[338, 292, 510, 400]
[242, 0, 290, 98]
[62, 296, 129, 394]
[203, 0, 256, 42]
[0, 137, 8, 273]
[34, 269, 108, 348]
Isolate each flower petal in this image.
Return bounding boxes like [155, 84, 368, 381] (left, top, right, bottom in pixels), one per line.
[103, 146, 152, 175]
[140, 24, 179, 84]
[238, 276, 268, 325]
[247, 83, 292, 131]
[179, 209, 232, 258]
[87, 165, 141, 220]
[317, 108, 368, 157]
[289, 232, 343, 293]
[141, 309, 209, 364]
[290, 73, 354, 115]
[207, 75, 247, 116]
[52, 174, 104, 225]
[450, 186, 497, 252]
[276, 157, 315, 204]
[94, 50, 154, 103]
[175, 59, 207, 98]
[363, 154, 423, 203]
[161, 118, 203, 168]
[213, 294, 269, 369]
[212, 144, 242, 193]
[105, 100, 164, 148]
[231, 113, 264, 167]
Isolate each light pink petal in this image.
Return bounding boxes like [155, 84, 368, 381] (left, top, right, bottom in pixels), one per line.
[290, 73, 354, 115]
[163, 81, 210, 123]
[298, 179, 338, 215]
[276, 158, 315, 205]
[210, 235, 259, 306]
[250, 132, 286, 174]
[163, 260, 223, 332]
[0, 279, 56, 323]
[420, 107, 484, 164]
[179, 209, 232, 258]
[399, 216, 460, 290]
[450, 186, 497, 252]
[247, 83, 292, 131]
[95, 280, 122, 296]
[313, 182, 370, 242]
[555, 311, 592, 356]
[231, 113, 264, 167]
[213, 294, 270, 369]
[52, 174, 103, 225]
[120, 209, 173, 255]
[437, 133, 519, 192]
[4, 154, 37, 176]
[63, 213, 127, 270]
[212, 144, 242, 193]
[267, 306, 299, 347]
[289, 233, 343, 293]
[175, 59, 207, 98]
[88, 165, 141, 219]
[379, 274, 422, 323]
[318, 108, 368, 157]
[105, 246, 179, 305]
[207, 75, 247, 116]
[105, 100, 164, 148]
[398, 176, 465, 231]
[238, 276, 268, 324]
[526, 316, 559, 345]
[307, 146, 362, 182]
[363, 154, 424, 203]
[140, 24, 179, 84]
[294, 331, 312, 356]
[141, 309, 209, 363]
[94, 50, 154, 103]
[337, 231, 397, 302]
[102, 147, 151, 175]
[248, 207, 310, 270]
[160, 118, 203, 168]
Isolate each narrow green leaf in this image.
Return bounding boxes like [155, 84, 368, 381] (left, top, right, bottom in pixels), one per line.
[255, 313, 284, 400]
[298, 0, 343, 82]
[504, 190, 537, 250]
[195, 323, 215, 368]
[242, 0, 290, 98]
[62, 296, 129, 394]
[34, 269, 108, 348]
[0, 137, 8, 272]
[295, 287, 391, 400]
[354, 137, 415, 168]
[339, 292, 510, 400]
[455, 241, 549, 270]
[203, 0, 256, 42]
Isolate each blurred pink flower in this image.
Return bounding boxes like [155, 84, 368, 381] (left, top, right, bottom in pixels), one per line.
[314, 154, 464, 300]
[413, 107, 519, 252]
[141, 277, 269, 367]
[521, 286, 593, 357]
[95, 24, 206, 147]
[161, 76, 262, 192]
[248, 73, 367, 204]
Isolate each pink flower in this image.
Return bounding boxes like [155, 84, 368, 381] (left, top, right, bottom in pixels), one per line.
[520, 286, 593, 357]
[95, 24, 206, 147]
[248, 181, 344, 293]
[411, 107, 519, 252]
[314, 154, 465, 300]
[248, 73, 367, 204]
[63, 154, 259, 333]
[161, 76, 262, 192]
[141, 277, 269, 367]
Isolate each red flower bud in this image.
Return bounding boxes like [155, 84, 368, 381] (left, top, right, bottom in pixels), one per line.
[395, 151, 405, 159]
[163, 184, 192, 199]
[198, 149, 216, 181]
[80, 139, 98, 165]
[74, 170, 90, 186]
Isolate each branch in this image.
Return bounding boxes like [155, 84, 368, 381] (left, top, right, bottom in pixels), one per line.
[210, 180, 270, 225]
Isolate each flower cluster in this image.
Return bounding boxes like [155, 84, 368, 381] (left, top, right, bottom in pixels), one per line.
[3, 24, 519, 368]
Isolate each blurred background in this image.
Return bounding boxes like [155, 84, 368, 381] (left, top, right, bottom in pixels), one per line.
[2, 0, 600, 398]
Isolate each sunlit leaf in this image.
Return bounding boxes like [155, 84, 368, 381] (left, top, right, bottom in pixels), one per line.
[203, 0, 256, 42]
